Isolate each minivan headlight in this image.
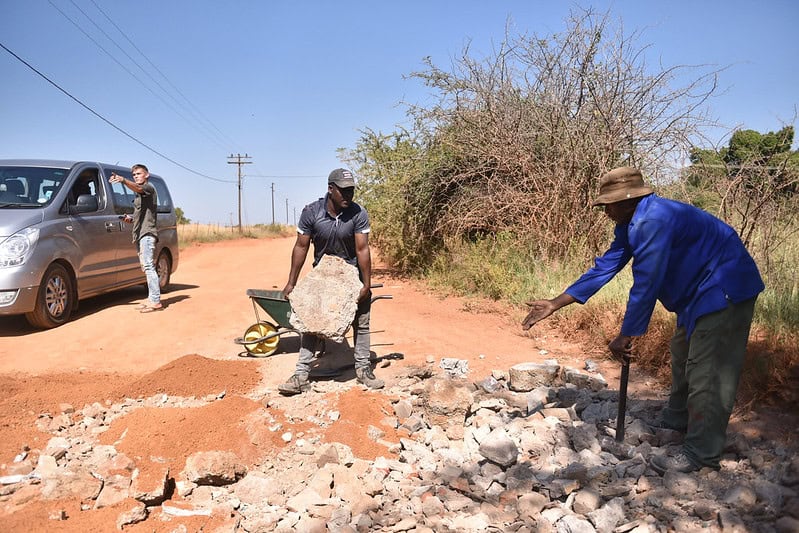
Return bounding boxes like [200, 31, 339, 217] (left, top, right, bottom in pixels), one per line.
[0, 227, 40, 267]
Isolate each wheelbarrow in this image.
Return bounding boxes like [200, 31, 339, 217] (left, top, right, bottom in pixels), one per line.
[234, 285, 391, 357]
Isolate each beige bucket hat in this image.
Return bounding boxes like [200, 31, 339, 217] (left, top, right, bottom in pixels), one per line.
[592, 167, 653, 206]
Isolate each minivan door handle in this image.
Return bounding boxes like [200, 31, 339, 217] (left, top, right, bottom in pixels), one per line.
[104, 221, 119, 232]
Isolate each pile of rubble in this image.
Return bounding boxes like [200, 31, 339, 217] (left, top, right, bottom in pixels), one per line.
[1, 358, 798, 532]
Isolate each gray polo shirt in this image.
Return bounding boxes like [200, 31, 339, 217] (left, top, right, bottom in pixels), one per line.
[132, 181, 158, 243]
[298, 195, 370, 267]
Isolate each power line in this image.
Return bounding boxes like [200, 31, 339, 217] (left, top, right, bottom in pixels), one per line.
[47, 0, 231, 152]
[84, 0, 240, 150]
[246, 174, 325, 178]
[0, 40, 234, 184]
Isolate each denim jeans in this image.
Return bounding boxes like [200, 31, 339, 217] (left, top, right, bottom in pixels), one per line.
[661, 297, 757, 468]
[137, 235, 161, 305]
[295, 296, 371, 375]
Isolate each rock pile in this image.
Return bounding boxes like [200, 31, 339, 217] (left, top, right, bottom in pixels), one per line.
[1, 359, 798, 532]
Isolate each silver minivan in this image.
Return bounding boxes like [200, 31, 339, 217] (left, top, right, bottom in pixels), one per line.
[0, 159, 179, 328]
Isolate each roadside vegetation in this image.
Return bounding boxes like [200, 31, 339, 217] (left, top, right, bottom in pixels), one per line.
[341, 8, 799, 408]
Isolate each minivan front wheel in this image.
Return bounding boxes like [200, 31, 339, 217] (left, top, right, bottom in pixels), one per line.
[25, 263, 74, 329]
[156, 251, 171, 291]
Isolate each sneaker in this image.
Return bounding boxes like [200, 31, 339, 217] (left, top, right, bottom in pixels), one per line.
[355, 367, 384, 389]
[650, 420, 687, 432]
[278, 373, 310, 396]
[650, 452, 700, 475]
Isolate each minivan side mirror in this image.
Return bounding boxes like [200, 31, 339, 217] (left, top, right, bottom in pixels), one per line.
[72, 194, 98, 213]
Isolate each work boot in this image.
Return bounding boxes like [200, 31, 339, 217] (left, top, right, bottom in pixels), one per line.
[278, 373, 310, 396]
[650, 452, 700, 475]
[355, 367, 384, 389]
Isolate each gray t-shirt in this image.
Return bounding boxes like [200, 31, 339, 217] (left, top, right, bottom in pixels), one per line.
[132, 181, 158, 242]
[297, 195, 370, 267]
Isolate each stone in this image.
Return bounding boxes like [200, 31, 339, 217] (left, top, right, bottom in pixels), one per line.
[317, 445, 341, 468]
[440, 358, 470, 377]
[94, 474, 131, 509]
[508, 362, 560, 392]
[723, 484, 757, 511]
[573, 487, 602, 514]
[231, 473, 280, 505]
[556, 514, 596, 533]
[130, 465, 170, 505]
[288, 255, 362, 341]
[116, 502, 148, 529]
[183, 451, 247, 486]
[587, 497, 625, 533]
[478, 428, 519, 467]
[422, 377, 474, 427]
[775, 516, 799, 533]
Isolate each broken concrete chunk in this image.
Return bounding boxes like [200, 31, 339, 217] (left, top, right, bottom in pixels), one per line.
[508, 362, 560, 391]
[289, 255, 362, 341]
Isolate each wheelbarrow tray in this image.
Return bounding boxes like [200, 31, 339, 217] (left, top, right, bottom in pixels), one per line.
[246, 289, 293, 329]
[235, 285, 393, 358]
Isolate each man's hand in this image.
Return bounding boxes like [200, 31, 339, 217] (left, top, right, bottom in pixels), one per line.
[109, 173, 123, 184]
[522, 299, 557, 330]
[358, 286, 370, 304]
[120, 214, 133, 224]
[281, 283, 294, 300]
[608, 334, 634, 362]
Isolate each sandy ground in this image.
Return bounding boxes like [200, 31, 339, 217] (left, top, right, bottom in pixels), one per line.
[0, 236, 686, 531]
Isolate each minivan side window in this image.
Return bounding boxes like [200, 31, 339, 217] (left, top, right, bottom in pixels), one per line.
[108, 171, 135, 215]
[65, 167, 102, 212]
[103, 168, 172, 215]
[149, 178, 174, 214]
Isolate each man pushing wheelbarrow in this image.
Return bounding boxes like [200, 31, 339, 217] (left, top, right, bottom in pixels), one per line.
[278, 168, 384, 395]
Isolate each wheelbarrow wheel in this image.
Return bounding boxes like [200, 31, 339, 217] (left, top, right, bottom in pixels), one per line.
[243, 322, 280, 357]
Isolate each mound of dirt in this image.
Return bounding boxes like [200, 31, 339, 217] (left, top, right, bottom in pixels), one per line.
[112, 354, 263, 399]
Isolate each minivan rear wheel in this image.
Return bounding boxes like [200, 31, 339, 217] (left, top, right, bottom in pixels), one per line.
[25, 263, 74, 329]
[156, 251, 172, 291]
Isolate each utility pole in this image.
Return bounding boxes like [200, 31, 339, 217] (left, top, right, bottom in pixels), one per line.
[285, 198, 289, 225]
[227, 153, 252, 232]
[270, 183, 275, 225]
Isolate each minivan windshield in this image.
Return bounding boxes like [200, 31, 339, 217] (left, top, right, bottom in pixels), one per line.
[0, 166, 69, 208]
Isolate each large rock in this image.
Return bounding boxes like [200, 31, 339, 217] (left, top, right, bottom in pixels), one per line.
[509, 362, 560, 391]
[183, 451, 247, 486]
[289, 255, 362, 341]
[422, 377, 474, 428]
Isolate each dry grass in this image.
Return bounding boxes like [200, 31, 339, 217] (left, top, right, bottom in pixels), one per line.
[548, 302, 799, 411]
[177, 223, 295, 247]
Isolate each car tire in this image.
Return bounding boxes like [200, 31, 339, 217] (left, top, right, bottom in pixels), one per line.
[156, 251, 172, 292]
[25, 263, 74, 329]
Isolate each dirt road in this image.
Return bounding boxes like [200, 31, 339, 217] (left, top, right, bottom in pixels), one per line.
[0, 236, 630, 531]
[0, 236, 591, 376]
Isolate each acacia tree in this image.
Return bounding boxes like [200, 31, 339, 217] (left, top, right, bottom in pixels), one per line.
[344, 8, 721, 270]
[686, 125, 799, 274]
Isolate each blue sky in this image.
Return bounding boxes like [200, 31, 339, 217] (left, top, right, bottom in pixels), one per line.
[2, 1, 797, 224]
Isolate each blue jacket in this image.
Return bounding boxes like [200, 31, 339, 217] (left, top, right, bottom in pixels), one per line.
[565, 195, 764, 338]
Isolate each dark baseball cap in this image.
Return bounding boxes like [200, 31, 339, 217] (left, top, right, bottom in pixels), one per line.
[328, 168, 356, 188]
